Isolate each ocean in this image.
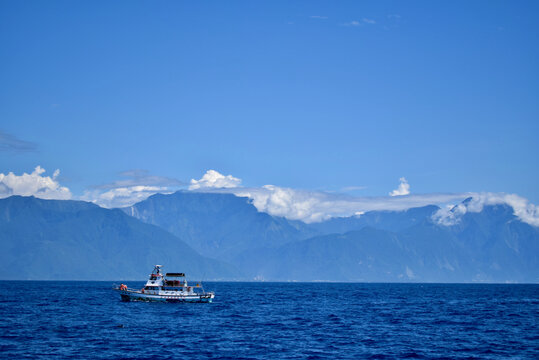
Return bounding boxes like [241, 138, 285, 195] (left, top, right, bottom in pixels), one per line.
[0, 282, 537, 359]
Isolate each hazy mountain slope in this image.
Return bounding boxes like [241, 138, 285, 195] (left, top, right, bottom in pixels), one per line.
[0, 196, 240, 280]
[310, 205, 440, 234]
[123, 191, 315, 260]
[440, 204, 539, 282]
[2, 194, 536, 282]
[236, 227, 412, 281]
[240, 205, 539, 282]
[237, 226, 470, 282]
[121, 192, 538, 282]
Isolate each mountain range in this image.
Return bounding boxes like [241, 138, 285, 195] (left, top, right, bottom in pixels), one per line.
[0, 195, 239, 280]
[1, 192, 537, 282]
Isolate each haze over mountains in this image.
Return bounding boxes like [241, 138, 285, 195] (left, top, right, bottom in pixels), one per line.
[1, 192, 537, 282]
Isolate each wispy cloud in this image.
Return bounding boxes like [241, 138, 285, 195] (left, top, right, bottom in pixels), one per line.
[0, 166, 71, 200]
[309, 15, 328, 20]
[93, 169, 184, 190]
[343, 20, 361, 27]
[82, 185, 171, 209]
[82, 169, 185, 208]
[341, 185, 367, 192]
[83, 169, 241, 208]
[342, 18, 376, 27]
[389, 177, 410, 196]
[0, 131, 37, 152]
[387, 14, 401, 19]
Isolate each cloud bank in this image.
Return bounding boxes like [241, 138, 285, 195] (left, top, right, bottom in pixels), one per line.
[2, 167, 538, 227]
[0, 166, 71, 200]
[188, 171, 539, 226]
[217, 185, 468, 223]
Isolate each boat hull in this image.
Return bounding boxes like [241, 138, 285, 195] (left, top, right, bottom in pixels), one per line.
[117, 290, 214, 303]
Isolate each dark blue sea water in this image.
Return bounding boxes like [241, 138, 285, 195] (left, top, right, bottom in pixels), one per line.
[0, 282, 538, 359]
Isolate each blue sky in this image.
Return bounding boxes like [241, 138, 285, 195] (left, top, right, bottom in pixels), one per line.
[1, 1, 538, 217]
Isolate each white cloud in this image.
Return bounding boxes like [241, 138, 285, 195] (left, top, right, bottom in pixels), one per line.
[236, 187, 466, 223]
[234, 185, 330, 222]
[0, 166, 71, 200]
[81, 186, 171, 209]
[389, 177, 410, 196]
[189, 170, 241, 190]
[362, 18, 376, 24]
[81, 169, 184, 208]
[196, 184, 468, 223]
[343, 21, 361, 27]
[432, 204, 466, 226]
[189, 171, 538, 226]
[432, 193, 539, 227]
[310, 15, 328, 19]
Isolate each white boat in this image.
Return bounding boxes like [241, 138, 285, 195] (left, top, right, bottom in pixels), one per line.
[114, 265, 215, 303]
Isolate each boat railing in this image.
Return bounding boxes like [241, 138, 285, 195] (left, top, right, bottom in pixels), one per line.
[113, 284, 214, 296]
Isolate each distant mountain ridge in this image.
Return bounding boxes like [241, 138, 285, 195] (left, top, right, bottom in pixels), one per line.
[0, 196, 239, 280]
[0, 193, 537, 282]
[122, 191, 316, 261]
[249, 204, 538, 282]
[309, 205, 441, 233]
[125, 191, 539, 282]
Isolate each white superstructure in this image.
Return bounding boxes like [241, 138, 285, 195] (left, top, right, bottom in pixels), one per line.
[115, 265, 215, 303]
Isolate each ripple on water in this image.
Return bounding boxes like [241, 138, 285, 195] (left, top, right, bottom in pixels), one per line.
[0, 282, 538, 359]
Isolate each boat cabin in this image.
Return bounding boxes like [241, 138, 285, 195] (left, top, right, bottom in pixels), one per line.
[142, 265, 202, 295]
[164, 273, 188, 287]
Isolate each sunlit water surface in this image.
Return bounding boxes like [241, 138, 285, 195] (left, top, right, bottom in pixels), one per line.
[0, 282, 537, 359]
